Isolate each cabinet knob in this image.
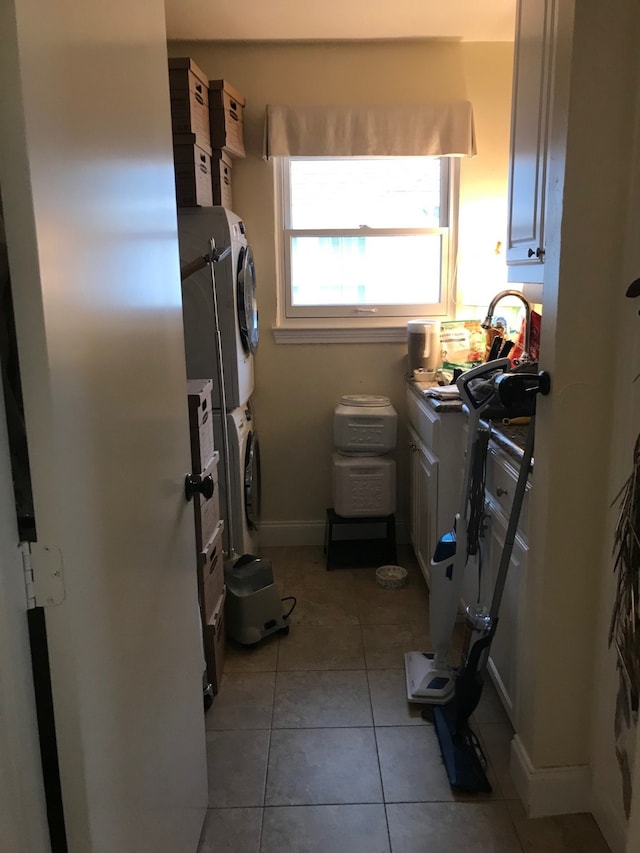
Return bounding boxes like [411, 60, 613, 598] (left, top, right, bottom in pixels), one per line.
[496, 486, 508, 497]
[184, 473, 214, 502]
[527, 247, 545, 259]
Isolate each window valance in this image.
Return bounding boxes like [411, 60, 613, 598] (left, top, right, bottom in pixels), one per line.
[263, 101, 477, 159]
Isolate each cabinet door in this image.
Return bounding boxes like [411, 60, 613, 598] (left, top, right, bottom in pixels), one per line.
[416, 442, 438, 587]
[506, 0, 556, 276]
[408, 431, 420, 553]
[484, 501, 528, 724]
[408, 427, 438, 585]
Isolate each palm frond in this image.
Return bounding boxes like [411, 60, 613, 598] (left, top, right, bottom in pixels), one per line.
[610, 434, 640, 713]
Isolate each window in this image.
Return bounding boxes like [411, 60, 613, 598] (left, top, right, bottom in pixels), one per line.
[275, 156, 457, 335]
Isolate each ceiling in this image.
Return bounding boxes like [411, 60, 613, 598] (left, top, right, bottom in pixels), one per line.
[164, 0, 517, 43]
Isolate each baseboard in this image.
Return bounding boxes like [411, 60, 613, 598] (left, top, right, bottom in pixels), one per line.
[258, 519, 410, 548]
[590, 788, 627, 853]
[510, 735, 591, 817]
[259, 521, 325, 547]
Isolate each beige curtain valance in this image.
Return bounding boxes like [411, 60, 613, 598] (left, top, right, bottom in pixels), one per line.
[263, 101, 477, 159]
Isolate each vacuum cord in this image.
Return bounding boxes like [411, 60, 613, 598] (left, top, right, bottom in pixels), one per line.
[466, 427, 490, 601]
[281, 596, 297, 619]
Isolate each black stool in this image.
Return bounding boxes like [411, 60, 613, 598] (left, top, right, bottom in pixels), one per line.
[323, 508, 397, 571]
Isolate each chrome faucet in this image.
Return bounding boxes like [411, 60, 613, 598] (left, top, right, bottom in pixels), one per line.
[481, 289, 532, 362]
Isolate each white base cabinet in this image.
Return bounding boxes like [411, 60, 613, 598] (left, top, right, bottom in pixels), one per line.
[407, 385, 532, 724]
[483, 497, 529, 724]
[408, 425, 438, 585]
[406, 386, 464, 587]
[480, 442, 532, 724]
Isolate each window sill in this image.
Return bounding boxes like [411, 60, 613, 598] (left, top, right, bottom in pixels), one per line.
[272, 325, 408, 344]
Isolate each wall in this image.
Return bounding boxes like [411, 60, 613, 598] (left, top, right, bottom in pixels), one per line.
[1, 0, 209, 847]
[590, 13, 640, 850]
[167, 39, 514, 542]
[504, 4, 640, 850]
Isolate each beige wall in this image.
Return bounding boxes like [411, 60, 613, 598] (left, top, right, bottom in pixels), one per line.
[507, 3, 640, 845]
[168, 39, 514, 540]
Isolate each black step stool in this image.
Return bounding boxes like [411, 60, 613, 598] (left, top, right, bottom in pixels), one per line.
[323, 507, 397, 571]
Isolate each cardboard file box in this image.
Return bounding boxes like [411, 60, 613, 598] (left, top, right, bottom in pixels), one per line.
[173, 140, 213, 208]
[200, 519, 225, 623]
[211, 150, 233, 209]
[203, 587, 226, 692]
[209, 79, 245, 158]
[193, 451, 220, 551]
[169, 58, 211, 149]
[187, 378, 215, 472]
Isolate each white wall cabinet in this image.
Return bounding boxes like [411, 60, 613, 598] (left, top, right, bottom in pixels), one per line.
[406, 385, 464, 587]
[506, 0, 557, 283]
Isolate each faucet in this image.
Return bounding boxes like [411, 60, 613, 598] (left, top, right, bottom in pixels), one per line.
[481, 289, 532, 362]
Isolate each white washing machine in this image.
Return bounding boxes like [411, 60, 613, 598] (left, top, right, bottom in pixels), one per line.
[213, 404, 260, 557]
[178, 207, 258, 410]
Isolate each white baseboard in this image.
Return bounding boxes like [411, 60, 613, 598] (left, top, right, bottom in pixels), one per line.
[590, 789, 626, 853]
[259, 521, 325, 547]
[510, 735, 591, 817]
[258, 519, 410, 548]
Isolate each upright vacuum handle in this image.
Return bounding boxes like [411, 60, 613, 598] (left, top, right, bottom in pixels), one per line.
[456, 358, 511, 411]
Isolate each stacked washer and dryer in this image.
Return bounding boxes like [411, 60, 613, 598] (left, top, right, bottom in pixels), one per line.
[178, 207, 260, 558]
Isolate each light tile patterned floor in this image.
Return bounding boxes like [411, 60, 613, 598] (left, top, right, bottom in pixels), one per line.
[198, 545, 610, 853]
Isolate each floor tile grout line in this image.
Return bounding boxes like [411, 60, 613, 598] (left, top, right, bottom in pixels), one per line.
[258, 719, 272, 849]
[209, 722, 443, 732]
[258, 653, 280, 851]
[362, 619, 394, 851]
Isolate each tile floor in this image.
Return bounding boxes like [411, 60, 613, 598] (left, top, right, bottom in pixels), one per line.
[198, 545, 610, 853]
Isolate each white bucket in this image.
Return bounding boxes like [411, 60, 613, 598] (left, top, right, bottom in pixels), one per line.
[333, 395, 397, 456]
[332, 453, 396, 517]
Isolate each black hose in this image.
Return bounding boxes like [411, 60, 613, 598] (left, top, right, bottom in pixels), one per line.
[466, 427, 490, 562]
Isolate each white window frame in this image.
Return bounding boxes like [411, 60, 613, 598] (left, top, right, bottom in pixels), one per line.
[273, 156, 459, 343]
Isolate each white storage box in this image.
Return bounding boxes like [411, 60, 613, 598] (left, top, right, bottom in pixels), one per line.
[333, 395, 397, 456]
[203, 587, 225, 693]
[193, 451, 220, 551]
[200, 519, 225, 622]
[187, 378, 215, 472]
[332, 453, 396, 517]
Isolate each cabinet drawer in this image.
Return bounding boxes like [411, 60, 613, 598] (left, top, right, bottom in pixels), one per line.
[406, 389, 440, 454]
[485, 446, 531, 536]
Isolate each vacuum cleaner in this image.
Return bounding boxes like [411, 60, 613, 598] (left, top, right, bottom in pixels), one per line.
[404, 355, 550, 793]
[404, 357, 513, 705]
[181, 240, 295, 651]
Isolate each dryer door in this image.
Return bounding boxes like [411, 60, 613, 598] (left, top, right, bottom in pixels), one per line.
[237, 245, 259, 355]
[243, 429, 261, 531]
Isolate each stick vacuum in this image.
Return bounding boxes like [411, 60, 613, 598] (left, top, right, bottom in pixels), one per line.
[431, 369, 550, 793]
[404, 358, 512, 705]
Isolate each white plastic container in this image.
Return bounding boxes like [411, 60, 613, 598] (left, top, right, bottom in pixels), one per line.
[332, 453, 396, 517]
[333, 395, 397, 456]
[407, 320, 440, 374]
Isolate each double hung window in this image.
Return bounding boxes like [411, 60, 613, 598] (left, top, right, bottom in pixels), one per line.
[276, 156, 456, 328]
